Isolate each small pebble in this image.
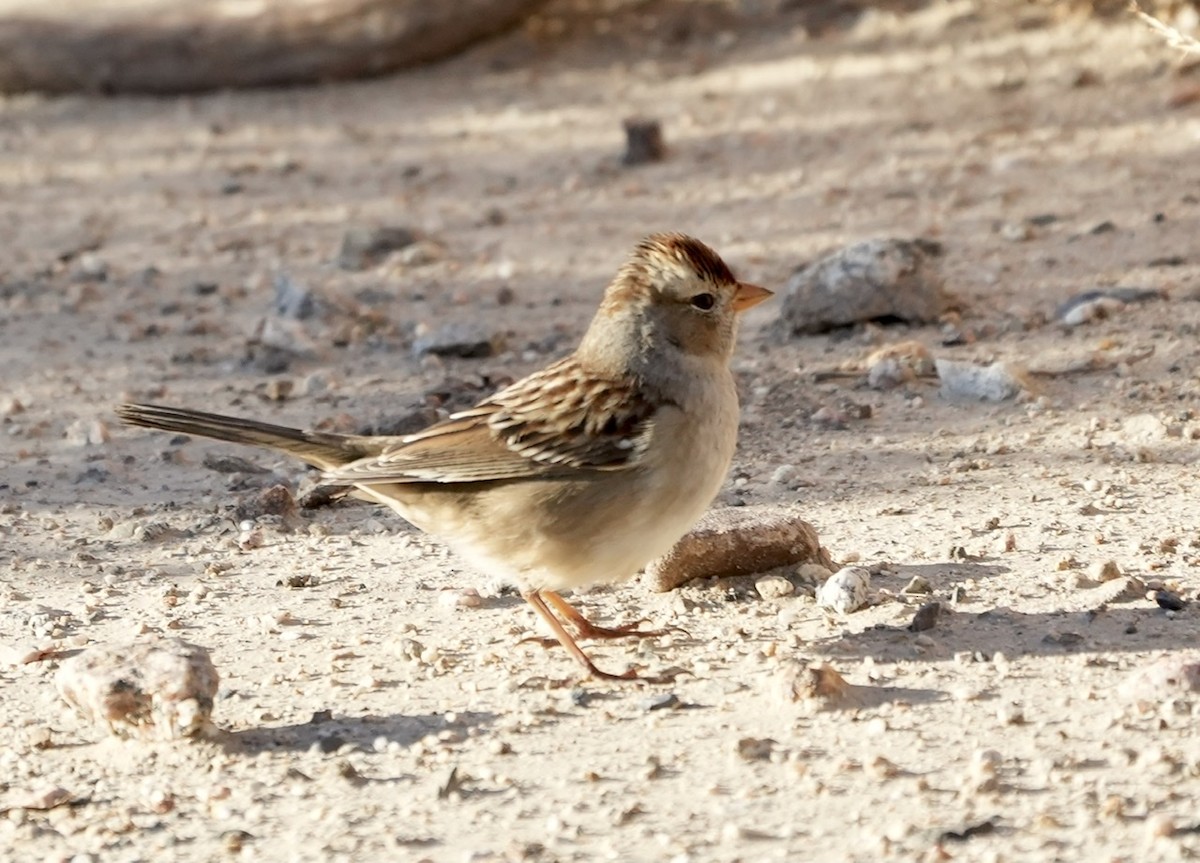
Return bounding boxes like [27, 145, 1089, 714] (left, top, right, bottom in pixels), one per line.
[909, 602, 941, 632]
[337, 226, 417, 271]
[1146, 813, 1176, 840]
[735, 737, 776, 762]
[755, 575, 795, 600]
[412, 323, 501, 359]
[272, 273, 316, 319]
[438, 588, 482, 609]
[936, 358, 1030, 402]
[901, 576, 932, 595]
[997, 702, 1025, 725]
[778, 662, 860, 709]
[640, 693, 679, 712]
[1154, 590, 1186, 612]
[1090, 559, 1123, 582]
[770, 464, 799, 486]
[621, 117, 666, 166]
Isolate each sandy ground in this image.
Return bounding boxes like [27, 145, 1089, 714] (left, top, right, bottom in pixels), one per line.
[4, 1, 1200, 861]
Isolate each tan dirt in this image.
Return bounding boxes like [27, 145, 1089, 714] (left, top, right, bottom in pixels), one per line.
[3, 2, 1200, 861]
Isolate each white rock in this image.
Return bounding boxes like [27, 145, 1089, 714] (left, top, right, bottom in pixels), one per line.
[769, 464, 799, 486]
[755, 575, 795, 600]
[936, 359, 1029, 402]
[816, 567, 871, 614]
[1122, 413, 1168, 444]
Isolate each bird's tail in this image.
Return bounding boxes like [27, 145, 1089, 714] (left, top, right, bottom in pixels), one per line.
[116, 403, 379, 471]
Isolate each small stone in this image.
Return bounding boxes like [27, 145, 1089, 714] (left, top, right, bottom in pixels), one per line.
[901, 575, 932, 595]
[0, 395, 25, 416]
[223, 831, 252, 853]
[1146, 813, 1176, 840]
[639, 693, 679, 711]
[965, 749, 1001, 793]
[621, 118, 666, 166]
[337, 226, 418, 271]
[996, 702, 1025, 725]
[1090, 559, 1123, 582]
[816, 567, 871, 614]
[735, 737, 776, 762]
[301, 372, 332, 397]
[778, 662, 866, 710]
[64, 419, 110, 447]
[935, 359, 1030, 402]
[412, 323, 501, 359]
[775, 238, 951, 336]
[438, 588, 482, 609]
[769, 464, 799, 486]
[1154, 590, 1186, 612]
[643, 505, 831, 592]
[1119, 654, 1200, 713]
[67, 253, 107, 285]
[796, 563, 833, 587]
[272, 273, 317, 320]
[397, 240, 443, 267]
[1123, 413, 1169, 445]
[754, 575, 795, 600]
[909, 602, 942, 632]
[236, 485, 297, 523]
[133, 522, 191, 543]
[263, 379, 294, 402]
[865, 341, 935, 389]
[56, 638, 219, 739]
[998, 220, 1032, 242]
[866, 755, 902, 780]
[202, 453, 269, 475]
[13, 786, 75, 811]
[1056, 287, 1163, 327]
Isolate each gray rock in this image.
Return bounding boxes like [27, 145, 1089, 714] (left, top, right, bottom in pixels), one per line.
[412, 323, 501, 359]
[273, 273, 317, 320]
[935, 358, 1029, 402]
[909, 601, 942, 632]
[337, 226, 418, 271]
[775, 238, 952, 335]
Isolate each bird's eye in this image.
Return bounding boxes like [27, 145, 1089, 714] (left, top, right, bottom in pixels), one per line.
[690, 293, 716, 311]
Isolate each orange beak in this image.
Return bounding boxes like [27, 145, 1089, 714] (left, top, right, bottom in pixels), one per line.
[731, 282, 774, 312]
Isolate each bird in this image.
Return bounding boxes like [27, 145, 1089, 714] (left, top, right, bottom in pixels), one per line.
[117, 233, 772, 681]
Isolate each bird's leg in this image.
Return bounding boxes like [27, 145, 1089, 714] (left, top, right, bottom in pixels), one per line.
[521, 590, 638, 681]
[541, 589, 687, 641]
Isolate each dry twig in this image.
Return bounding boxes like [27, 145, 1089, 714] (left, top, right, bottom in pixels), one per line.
[1129, 1, 1200, 53]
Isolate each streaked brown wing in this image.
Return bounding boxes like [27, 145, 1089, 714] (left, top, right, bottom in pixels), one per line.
[322, 358, 659, 485]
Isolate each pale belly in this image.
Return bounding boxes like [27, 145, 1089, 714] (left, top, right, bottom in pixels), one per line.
[355, 396, 738, 592]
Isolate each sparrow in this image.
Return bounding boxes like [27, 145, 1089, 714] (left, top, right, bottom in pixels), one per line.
[117, 233, 772, 680]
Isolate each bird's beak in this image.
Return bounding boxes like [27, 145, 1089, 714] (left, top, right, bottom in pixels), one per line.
[731, 282, 774, 312]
